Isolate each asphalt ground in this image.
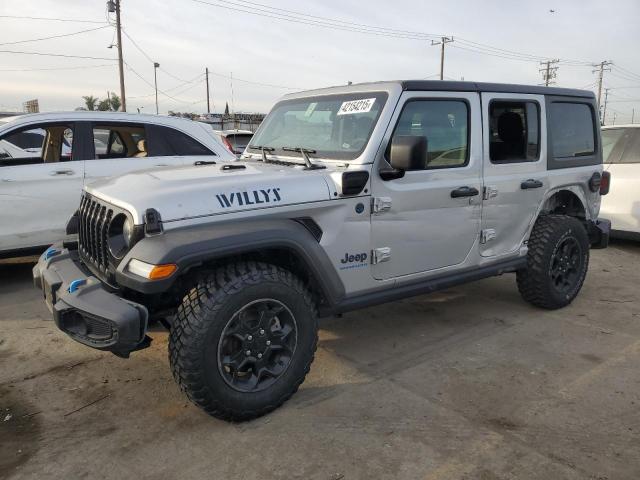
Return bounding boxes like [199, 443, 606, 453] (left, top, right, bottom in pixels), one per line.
[1, 241, 639, 480]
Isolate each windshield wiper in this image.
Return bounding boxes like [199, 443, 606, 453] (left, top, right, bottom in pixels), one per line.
[248, 145, 275, 163]
[282, 147, 326, 170]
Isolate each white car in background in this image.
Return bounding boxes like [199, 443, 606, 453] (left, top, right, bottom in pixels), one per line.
[601, 124, 640, 239]
[0, 111, 235, 256]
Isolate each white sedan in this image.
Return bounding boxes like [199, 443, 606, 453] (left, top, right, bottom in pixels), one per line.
[0, 111, 235, 256]
[600, 124, 640, 239]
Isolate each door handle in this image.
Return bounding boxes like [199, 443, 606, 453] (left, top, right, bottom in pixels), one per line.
[451, 186, 479, 198]
[49, 169, 75, 176]
[521, 179, 543, 189]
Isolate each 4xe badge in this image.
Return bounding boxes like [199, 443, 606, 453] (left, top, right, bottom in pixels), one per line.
[216, 188, 281, 208]
[339, 252, 368, 270]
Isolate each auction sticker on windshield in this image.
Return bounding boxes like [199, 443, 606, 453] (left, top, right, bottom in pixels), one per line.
[337, 98, 376, 115]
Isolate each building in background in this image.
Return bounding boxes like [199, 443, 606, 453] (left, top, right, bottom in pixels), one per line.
[22, 99, 39, 113]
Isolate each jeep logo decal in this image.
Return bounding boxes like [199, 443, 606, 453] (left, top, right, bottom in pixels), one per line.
[216, 188, 281, 208]
[339, 252, 368, 270]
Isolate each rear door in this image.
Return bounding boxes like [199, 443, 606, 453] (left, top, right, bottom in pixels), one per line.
[370, 91, 482, 280]
[0, 122, 86, 251]
[479, 93, 547, 258]
[83, 123, 215, 183]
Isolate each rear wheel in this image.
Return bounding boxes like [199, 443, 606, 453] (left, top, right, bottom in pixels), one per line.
[517, 215, 589, 309]
[169, 261, 318, 421]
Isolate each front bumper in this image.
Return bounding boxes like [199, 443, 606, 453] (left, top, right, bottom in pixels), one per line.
[587, 218, 611, 249]
[32, 244, 150, 357]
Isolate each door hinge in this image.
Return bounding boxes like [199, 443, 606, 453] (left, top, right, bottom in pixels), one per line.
[480, 229, 497, 244]
[483, 186, 498, 200]
[371, 196, 392, 214]
[372, 247, 391, 264]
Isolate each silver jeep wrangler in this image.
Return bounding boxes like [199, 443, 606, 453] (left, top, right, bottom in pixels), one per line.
[33, 80, 611, 420]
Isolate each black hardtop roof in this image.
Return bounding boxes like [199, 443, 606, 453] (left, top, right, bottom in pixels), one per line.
[400, 80, 594, 98]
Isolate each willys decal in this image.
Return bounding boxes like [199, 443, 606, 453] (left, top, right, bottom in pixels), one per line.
[215, 188, 282, 208]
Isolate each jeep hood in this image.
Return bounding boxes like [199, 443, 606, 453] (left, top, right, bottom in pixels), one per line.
[85, 161, 332, 224]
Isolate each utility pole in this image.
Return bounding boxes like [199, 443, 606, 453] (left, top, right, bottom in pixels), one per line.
[592, 60, 613, 116]
[205, 67, 211, 114]
[632, 108, 635, 124]
[539, 59, 559, 86]
[431, 36, 453, 80]
[153, 62, 160, 114]
[602, 88, 610, 125]
[114, 0, 126, 111]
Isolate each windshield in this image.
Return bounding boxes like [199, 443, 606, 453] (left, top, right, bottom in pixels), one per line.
[249, 92, 388, 160]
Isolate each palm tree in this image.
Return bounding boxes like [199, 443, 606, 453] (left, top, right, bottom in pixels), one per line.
[82, 95, 98, 111]
[109, 94, 121, 112]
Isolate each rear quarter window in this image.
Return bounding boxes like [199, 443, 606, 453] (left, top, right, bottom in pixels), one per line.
[546, 98, 601, 169]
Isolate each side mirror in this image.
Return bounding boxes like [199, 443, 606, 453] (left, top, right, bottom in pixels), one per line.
[380, 135, 427, 181]
[390, 135, 427, 170]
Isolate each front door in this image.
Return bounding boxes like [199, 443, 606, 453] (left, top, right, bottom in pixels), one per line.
[370, 91, 483, 280]
[479, 93, 547, 258]
[0, 122, 85, 251]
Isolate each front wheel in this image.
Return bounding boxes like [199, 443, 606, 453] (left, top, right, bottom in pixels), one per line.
[169, 262, 318, 421]
[517, 215, 590, 310]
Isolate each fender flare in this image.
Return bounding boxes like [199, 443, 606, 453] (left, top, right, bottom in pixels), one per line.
[523, 185, 592, 241]
[114, 218, 345, 306]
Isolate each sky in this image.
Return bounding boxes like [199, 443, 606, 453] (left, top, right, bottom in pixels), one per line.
[1, 0, 639, 124]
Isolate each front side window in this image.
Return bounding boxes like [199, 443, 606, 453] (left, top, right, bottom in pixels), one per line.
[489, 101, 540, 163]
[0, 124, 73, 166]
[549, 102, 595, 158]
[248, 92, 388, 160]
[389, 99, 469, 169]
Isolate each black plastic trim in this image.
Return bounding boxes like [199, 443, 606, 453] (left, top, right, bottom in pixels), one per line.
[329, 257, 527, 315]
[401, 80, 595, 98]
[115, 219, 344, 303]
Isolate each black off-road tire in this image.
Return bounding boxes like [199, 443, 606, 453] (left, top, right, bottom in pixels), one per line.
[169, 261, 318, 421]
[517, 215, 590, 310]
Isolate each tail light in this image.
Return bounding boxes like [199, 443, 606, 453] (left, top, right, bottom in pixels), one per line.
[222, 136, 234, 153]
[599, 171, 611, 195]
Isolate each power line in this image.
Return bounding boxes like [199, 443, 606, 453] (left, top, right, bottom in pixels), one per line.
[0, 64, 114, 72]
[0, 15, 106, 24]
[191, 0, 595, 67]
[0, 25, 111, 47]
[0, 49, 117, 61]
[124, 61, 204, 105]
[190, 0, 441, 40]
[122, 26, 301, 90]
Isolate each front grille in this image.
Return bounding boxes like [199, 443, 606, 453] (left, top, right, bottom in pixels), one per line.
[78, 194, 114, 272]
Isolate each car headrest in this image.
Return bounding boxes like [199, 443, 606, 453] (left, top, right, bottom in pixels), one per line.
[497, 111, 524, 143]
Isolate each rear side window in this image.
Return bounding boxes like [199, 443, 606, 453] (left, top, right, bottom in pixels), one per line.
[549, 102, 595, 158]
[489, 101, 540, 163]
[146, 125, 214, 156]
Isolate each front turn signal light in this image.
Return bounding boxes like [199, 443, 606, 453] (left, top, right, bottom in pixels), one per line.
[127, 259, 177, 280]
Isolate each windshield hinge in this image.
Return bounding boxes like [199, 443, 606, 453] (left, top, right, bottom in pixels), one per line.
[372, 247, 391, 264]
[371, 197, 392, 214]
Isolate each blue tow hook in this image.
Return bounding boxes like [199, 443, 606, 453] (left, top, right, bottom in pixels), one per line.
[68, 279, 87, 293]
[45, 247, 59, 260]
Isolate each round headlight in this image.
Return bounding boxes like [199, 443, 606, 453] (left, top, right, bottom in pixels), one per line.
[107, 214, 134, 259]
